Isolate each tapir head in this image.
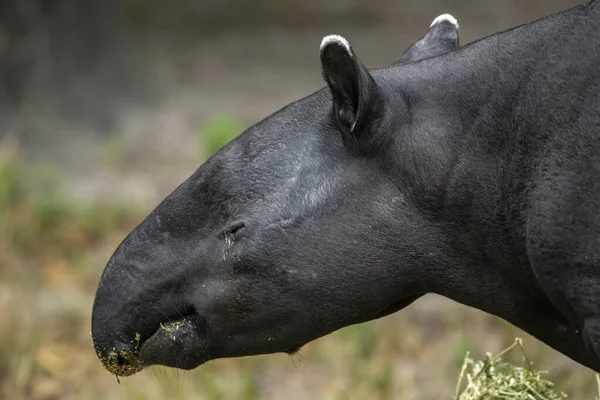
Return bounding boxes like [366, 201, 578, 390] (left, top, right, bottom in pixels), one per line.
[91, 16, 460, 376]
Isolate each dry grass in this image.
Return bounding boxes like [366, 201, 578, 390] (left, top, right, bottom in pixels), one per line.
[454, 338, 569, 399]
[1, 145, 599, 400]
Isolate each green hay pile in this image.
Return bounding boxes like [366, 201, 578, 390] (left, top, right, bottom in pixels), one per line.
[453, 338, 593, 400]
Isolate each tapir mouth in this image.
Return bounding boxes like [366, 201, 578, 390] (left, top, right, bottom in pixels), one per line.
[97, 316, 208, 377]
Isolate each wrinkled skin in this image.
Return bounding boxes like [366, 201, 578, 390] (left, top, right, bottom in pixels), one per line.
[93, 2, 600, 377]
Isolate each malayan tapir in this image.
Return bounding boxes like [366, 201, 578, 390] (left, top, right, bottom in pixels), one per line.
[92, 1, 600, 378]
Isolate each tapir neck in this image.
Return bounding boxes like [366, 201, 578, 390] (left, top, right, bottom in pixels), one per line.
[379, 2, 599, 367]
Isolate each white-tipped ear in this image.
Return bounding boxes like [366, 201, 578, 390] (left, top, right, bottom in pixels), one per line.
[430, 14, 458, 28]
[395, 13, 460, 65]
[320, 35, 352, 55]
[320, 34, 379, 134]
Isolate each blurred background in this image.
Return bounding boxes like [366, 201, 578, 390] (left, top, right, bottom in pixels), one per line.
[0, 0, 594, 399]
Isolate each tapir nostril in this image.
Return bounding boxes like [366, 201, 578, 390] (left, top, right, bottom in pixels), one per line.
[115, 353, 127, 366]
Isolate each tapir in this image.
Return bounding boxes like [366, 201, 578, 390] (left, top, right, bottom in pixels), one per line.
[92, 1, 600, 377]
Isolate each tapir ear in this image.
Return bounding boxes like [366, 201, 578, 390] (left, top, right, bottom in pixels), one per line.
[394, 14, 459, 65]
[320, 35, 380, 134]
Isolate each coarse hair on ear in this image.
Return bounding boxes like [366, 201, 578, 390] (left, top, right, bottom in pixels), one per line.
[320, 35, 381, 134]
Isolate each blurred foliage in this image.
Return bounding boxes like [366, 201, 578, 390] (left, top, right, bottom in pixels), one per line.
[101, 134, 129, 170]
[0, 144, 144, 399]
[0, 147, 139, 267]
[198, 114, 244, 158]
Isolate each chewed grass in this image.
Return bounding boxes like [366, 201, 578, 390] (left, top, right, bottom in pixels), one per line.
[97, 347, 143, 378]
[454, 338, 568, 399]
[96, 321, 191, 378]
[160, 319, 189, 340]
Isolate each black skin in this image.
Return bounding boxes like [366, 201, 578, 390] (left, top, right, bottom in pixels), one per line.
[92, 1, 600, 376]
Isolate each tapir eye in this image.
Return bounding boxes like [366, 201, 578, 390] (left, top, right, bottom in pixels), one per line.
[223, 221, 245, 238]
